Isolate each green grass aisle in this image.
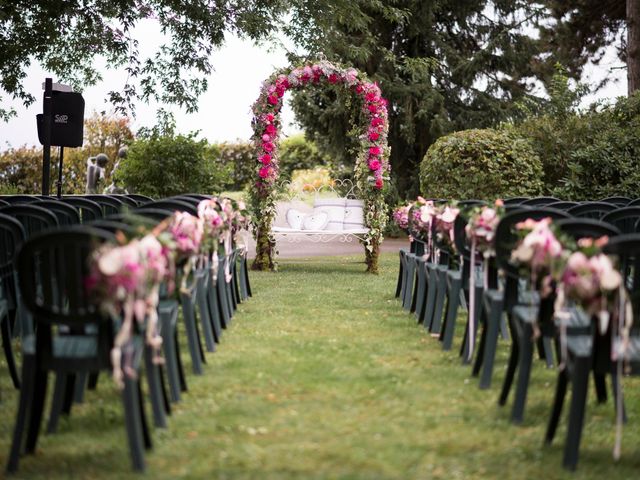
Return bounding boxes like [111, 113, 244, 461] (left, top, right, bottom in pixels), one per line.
[1, 253, 639, 479]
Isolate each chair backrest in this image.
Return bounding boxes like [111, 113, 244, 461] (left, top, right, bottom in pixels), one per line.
[0, 204, 59, 237]
[494, 208, 570, 273]
[17, 226, 116, 367]
[520, 196, 560, 207]
[627, 198, 640, 207]
[0, 195, 43, 204]
[106, 194, 138, 208]
[79, 195, 126, 216]
[0, 199, 8, 207]
[554, 218, 620, 242]
[88, 219, 138, 236]
[602, 234, 640, 325]
[60, 197, 103, 222]
[494, 208, 570, 311]
[599, 196, 632, 207]
[503, 197, 529, 205]
[567, 201, 618, 220]
[139, 199, 198, 216]
[0, 213, 27, 305]
[601, 206, 640, 234]
[36, 200, 81, 226]
[175, 194, 212, 201]
[125, 193, 155, 205]
[121, 209, 171, 223]
[457, 200, 487, 209]
[546, 201, 579, 211]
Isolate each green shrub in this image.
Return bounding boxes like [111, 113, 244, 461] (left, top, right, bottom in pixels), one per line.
[279, 134, 328, 180]
[553, 93, 640, 200]
[419, 128, 543, 200]
[116, 130, 228, 198]
[216, 141, 255, 191]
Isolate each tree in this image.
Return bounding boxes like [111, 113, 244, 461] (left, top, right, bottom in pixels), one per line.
[0, 0, 287, 120]
[283, 1, 547, 197]
[536, 1, 632, 92]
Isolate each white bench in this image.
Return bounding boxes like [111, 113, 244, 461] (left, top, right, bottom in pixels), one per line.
[271, 179, 370, 244]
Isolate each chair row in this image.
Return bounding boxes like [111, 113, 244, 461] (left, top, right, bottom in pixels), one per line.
[0, 194, 253, 473]
[394, 199, 639, 471]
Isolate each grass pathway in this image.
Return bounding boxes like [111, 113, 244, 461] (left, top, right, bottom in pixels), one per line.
[1, 253, 639, 479]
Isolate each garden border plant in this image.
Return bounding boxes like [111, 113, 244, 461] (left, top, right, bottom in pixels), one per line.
[249, 60, 390, 274]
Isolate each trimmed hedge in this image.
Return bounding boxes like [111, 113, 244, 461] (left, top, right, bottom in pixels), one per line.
[419, 128, 543, 200]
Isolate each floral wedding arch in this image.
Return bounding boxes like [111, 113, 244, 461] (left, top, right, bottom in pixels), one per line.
[248, 60, 390, 274]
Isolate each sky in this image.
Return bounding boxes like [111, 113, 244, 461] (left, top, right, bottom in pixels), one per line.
[0, 23, 629, 151]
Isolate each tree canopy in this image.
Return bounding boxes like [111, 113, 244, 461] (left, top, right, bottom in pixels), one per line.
[0, 0, 287, 120]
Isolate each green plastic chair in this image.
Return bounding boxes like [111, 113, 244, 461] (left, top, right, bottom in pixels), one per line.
[6, 226, 151, 473]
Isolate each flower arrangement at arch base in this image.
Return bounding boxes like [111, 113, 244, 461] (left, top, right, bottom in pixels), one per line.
[249, 60, 391, 274]
[86, 198, 250, 387]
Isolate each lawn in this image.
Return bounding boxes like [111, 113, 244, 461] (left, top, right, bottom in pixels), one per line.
[0, 252, 639, 479]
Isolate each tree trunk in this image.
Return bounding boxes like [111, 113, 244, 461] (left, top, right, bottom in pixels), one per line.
[628, 0, 640, 95]
[251, 225, 275, 271]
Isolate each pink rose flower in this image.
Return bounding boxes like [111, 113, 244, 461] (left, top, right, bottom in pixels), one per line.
[259, 166, 270, 179]
[262, 142, 274, 153]
[371, 117, 384, 127]
[265, 124, 277, 135]
[369, 146, 382, 156]
[262, 134, 271, 142]
[355, 84, 364, 94]
[368, 104, 379, 114]
[375, 177, 383, 189]
[268, 94, 278, 105]
[259, 154, 271, 165]
[369, 159, 381, 171]
[265, 113, 274, 123]
[328, 73, 339, 84]
[368, 132, 380, 141]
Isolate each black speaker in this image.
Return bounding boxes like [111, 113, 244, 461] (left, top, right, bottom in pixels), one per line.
[37, 90, 85, 147]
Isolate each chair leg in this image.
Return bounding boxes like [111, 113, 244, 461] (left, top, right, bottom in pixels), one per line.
[1, 316, 20, 389]
[87, 372, 99, 390]
[207, 276, 222, 342]
[122, 377, 146, 472]
[47, 373, 68, 434]
[395, 251, 404, 298]
[243, 256, 252, 298]
[460, 286, 482, 365]
[61, 373, 76, 415]
[478, 301, 502, 389]
[196, 280, 216, 353]
[542, 336, 555, 368]
[144, 346, 167, 428]
[25, 368, 49, 454]
[73, 372, 88, 403]
[593, 372, 607, 404]
[441, 277, 461, 351]
[402, 258, 416, 311]
[180, 293, 203, 375]
[511, 321, 534, 424]
[158, 365, 171, 415]
[422, 266, 438, 328]
[545, 368, 569, 445]
[137, 381, 152, 450]
[413, 260, 426, 318]
[175, 330, 188, 392]
[6, 354, 36, 473]
[472, 309, 488, 377]
[499, 316, 519, 406]
[429, 268, 448, 334]
[162, 317, 181, 403]
[562, 356, 591, 471]
[217, 272, 231, 329]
